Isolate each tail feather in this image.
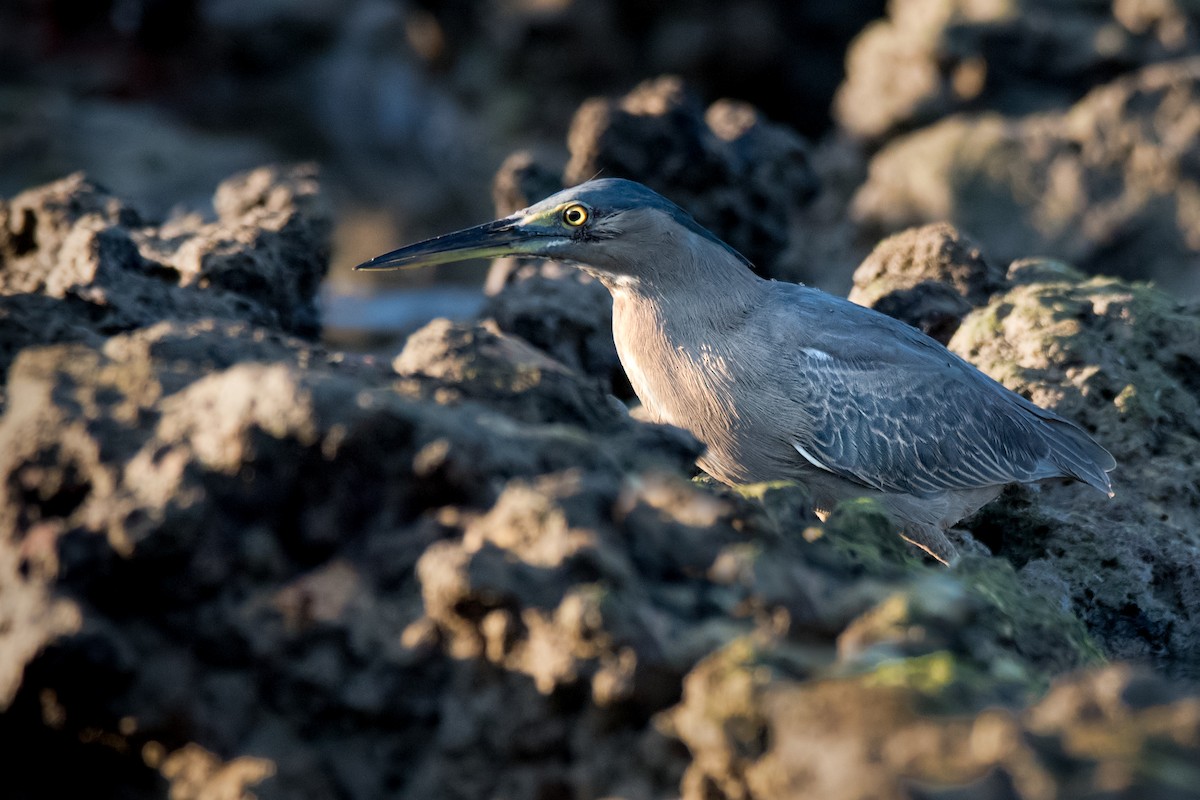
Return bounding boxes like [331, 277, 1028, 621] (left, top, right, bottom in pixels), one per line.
[1038, 416, 1116, 496]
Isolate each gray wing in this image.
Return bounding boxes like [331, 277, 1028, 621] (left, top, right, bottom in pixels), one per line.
[770, 287, 1115, 497]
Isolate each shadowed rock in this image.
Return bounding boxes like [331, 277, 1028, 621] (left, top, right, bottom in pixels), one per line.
[0, 165, 330, 339]
[853, 58, 1200, 295]
[668, 649, 1200, 800]
[950, 258, 1200, 673]
[849, 223, 1006, 344]
[835, 0, 1200, 143]
[482, 78, 823, 394]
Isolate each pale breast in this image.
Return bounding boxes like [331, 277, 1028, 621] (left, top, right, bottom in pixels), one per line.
[611, 295, 781, 484]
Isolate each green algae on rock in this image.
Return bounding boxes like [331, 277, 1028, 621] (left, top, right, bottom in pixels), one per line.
[950, 259, 1200, 676]
[667, 644, 1200, 800]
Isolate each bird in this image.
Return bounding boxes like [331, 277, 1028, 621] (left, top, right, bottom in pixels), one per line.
[356, 178, 1115, 564]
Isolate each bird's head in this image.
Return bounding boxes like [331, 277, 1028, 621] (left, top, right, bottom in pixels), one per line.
[354, 178, 753, 284]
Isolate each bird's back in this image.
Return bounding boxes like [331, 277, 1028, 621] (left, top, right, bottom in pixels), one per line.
[750, 282, 1115, 498]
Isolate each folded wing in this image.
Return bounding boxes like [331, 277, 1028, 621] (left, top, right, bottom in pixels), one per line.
[773, 288, 1115, 497]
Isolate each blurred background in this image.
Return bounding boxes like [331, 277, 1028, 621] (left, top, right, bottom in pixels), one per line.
[4, 0, 1200, 341]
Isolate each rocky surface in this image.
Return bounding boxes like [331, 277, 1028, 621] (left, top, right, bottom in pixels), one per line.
[848, 223, 1006, 344]
[949, 258, 1200, 672]
[3, 163, 1200, 800]
[853, 57, 1200, 296]
[7, 2, 1200, 795]
[14, 0, 1200, 302]
[670, 656, 1200, 800]
[480, 262, 629, 398]
[0, 165, 329, 344]
[482, 153, 629, 395]
[835, 0, 1200, 143]
[563, 76, 819, 277]
[0, 0, 887, 289]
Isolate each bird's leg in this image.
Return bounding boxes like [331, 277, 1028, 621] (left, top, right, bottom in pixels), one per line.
[899, 526, 960, 567]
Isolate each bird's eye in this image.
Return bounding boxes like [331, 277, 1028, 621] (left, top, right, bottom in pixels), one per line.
[562, 204, 589, 227]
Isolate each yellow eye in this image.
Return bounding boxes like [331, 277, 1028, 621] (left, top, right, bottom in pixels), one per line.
[562, 204, 589, 227]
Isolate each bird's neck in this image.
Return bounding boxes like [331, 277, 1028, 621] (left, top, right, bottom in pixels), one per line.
[603, 231, 766, 378]
[594, 229, 765, 316]
[602, 234, 764, 439]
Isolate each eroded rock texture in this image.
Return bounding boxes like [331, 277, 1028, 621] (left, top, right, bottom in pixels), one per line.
[950, 259, 1200, 669]
[670, 653, 1200, 800]
[853, 58, 1200, 295]
[844, 226, 1200, 676]
[0, 314, 1114, 799]
[563, 76, 819, 276]
[835, 0, 1200, 143]
[3, 164, 1200, 800]
[0, 164, 329, 344]
[848, 223, 1006, 344]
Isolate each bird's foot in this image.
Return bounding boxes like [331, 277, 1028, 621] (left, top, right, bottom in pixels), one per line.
[900, 527, 960, 567]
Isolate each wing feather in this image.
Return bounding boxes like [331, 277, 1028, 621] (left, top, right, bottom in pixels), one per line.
[773, 287, 1114, 497]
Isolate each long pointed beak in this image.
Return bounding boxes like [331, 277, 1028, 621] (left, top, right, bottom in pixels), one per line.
[353, 217, 556, 271]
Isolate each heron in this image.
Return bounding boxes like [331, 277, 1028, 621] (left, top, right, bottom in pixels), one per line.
[357, 179, 1115, 563]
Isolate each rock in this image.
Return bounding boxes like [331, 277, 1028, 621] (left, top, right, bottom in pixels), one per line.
[480, 154, 630, 393]
[136, 163, 331, 336]
[479, 264, 629, 398]
[835, 0, 1200, 143]
[0, 317, 702, 799]
[0, 0, 883, 290]
[490, 151, 564, 218]
[852, 58, 1200, 295]
[482, 152, 623, 393]
[950, 259, 1200, 675]
[849, 223, 1006, 343]
[668, 648, 1200, 800]
[156, 744, 277, 800]
[394, 318, 628, 428]
[395, 478, 1108, 798]
[0, 302, 1117, 800]
[0, 166, 330, 338]
[0, 294, 103, 411]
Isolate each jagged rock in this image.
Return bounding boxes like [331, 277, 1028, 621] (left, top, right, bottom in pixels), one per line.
[482, 153, 625, 394]
[0, 165, 330, 338]
[835, 0, 1200, 143]
[490, 151, 564, 218]
[852, 58, 1200, 295]
[667, 648, 1200, 800]
[0, 293, 102, 410]
[951, 259, 1200, 674]
[0, 317, 702, 799]
[849, 223, 1006, 343]
[3, 166, 1200, 800]
[479, 263, 628, 397]
[394, 317, 629, 428]
[482, 78, 825, 392]
[0, 314, 1111, 800]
